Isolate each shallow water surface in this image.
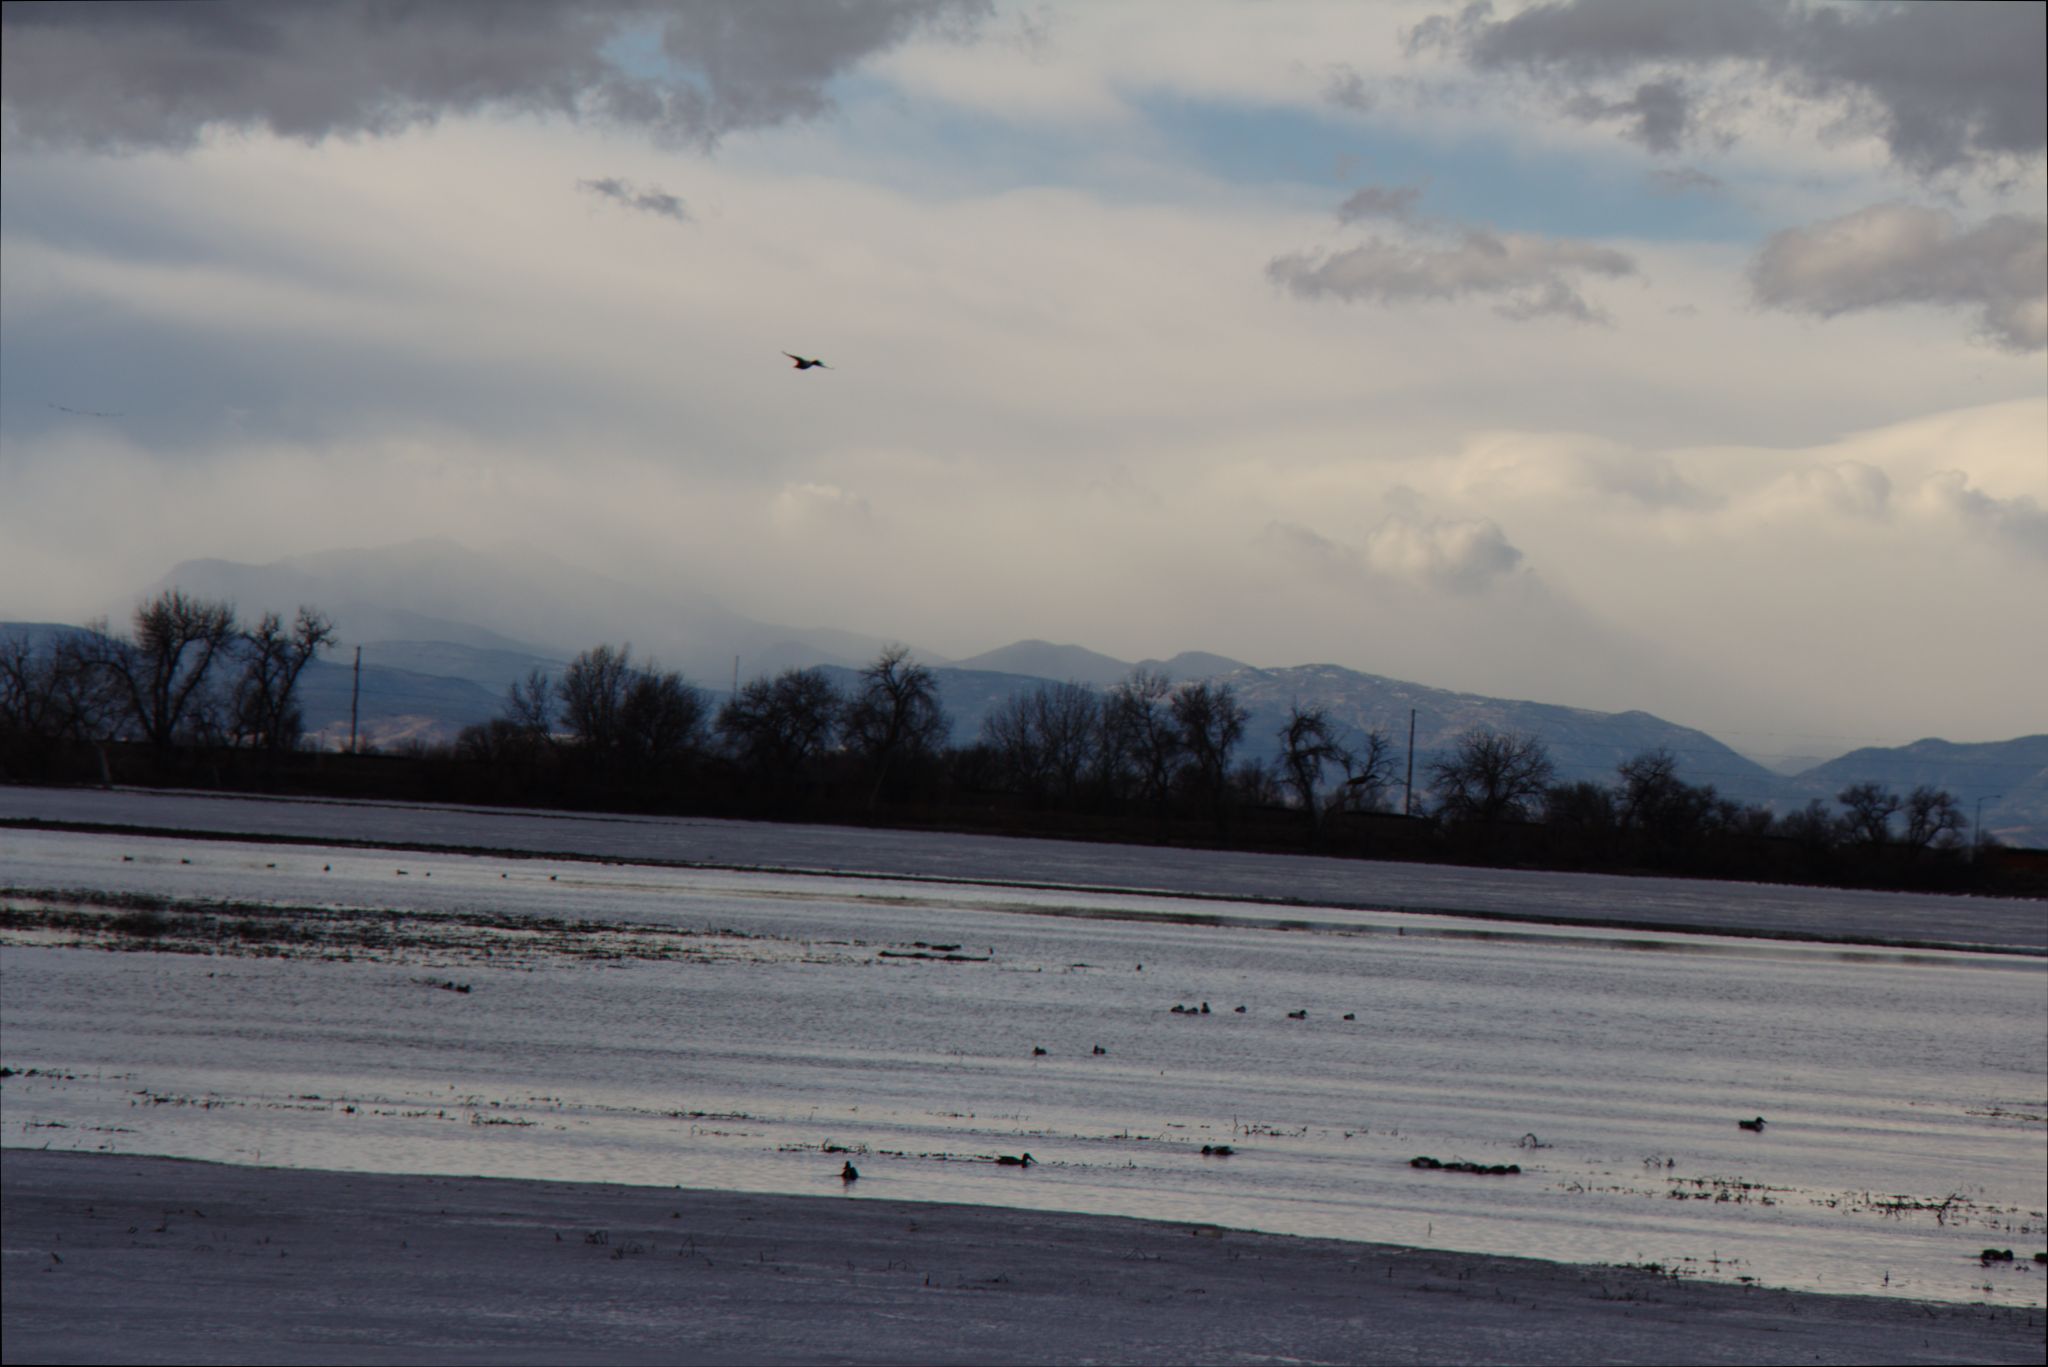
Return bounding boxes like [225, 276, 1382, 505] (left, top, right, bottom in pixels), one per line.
[3, 827, 2043, 1308]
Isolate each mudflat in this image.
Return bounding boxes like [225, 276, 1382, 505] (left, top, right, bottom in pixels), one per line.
[3, 1149, 2038, 1365]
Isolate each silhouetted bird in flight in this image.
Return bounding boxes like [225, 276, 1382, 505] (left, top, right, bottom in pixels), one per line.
[783, 352, 830, 370]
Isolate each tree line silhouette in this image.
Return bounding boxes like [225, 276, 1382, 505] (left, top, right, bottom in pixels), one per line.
[1, 591, 2027, 895]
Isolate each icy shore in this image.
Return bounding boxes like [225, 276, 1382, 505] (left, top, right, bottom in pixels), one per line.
[5, 1150, 2040, 1366]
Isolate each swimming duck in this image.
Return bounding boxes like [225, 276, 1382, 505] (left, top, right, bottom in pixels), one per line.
[996, 1153, 1036, 1167]
[1737, 1116, 1767, 1132]
[841, 1162, 859, 1182]
[1201, 1144, 1234, 1156]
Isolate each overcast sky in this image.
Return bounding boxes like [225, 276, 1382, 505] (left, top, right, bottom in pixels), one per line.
[2, 0, 2043, 759]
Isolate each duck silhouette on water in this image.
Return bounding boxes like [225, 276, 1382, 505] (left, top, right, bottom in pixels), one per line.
[1737, 1116, 1767, 1132]
[996, 1153, 1036, 1167]
[841, 1162, 859, 1182]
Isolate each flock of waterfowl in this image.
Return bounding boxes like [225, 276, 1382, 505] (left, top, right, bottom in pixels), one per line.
[835, 1007, 1790, 1187]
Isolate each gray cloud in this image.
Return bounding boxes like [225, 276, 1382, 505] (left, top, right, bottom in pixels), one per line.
[1271, 188, 1636, 323]
[1749, 203, 2047, 352]
[1, 0, 990, 153]
[1320, 63, 1376, 112]
[1412, 0, 2046, 176]
[1335, 184, 1424, 225]
[1261, 515, 1525, 595]
[1561, 77, 1692, 154]
[579, 176, 691, 223]
[1646, 165, 1723, 197]
[1921, 472, 2048, 560]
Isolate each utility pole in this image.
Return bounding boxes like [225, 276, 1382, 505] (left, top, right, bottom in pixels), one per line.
[1404, 708, 1416, 817]
[1974, 793, 2001, 859]
[349, 646, 361, 754]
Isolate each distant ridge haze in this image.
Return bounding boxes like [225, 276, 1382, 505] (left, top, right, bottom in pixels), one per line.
[8, 539, 2035, 842]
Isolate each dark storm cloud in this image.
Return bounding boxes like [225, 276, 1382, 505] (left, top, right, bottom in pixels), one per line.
[1410, 0, 2046, 176]
[1272, 186, 1635, 323]
[1749, 204, 2048, 353]
[0, 0, 991, 152]
[578, 176, 691, 222]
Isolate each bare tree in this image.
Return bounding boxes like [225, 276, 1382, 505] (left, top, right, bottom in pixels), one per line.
[1836, 782, 1901, 846]
[91, 590, 240, 751]
[461, 667, 560, 772]
[231, 607, 336, 752]
[553, 644, 705, 776]
[1102, 669, 1179, 809]
[1333, 726, 1397, 815]
[617, 667, 708, 767]
[844, 645, 949, 810]
[1615, 748, 1720, 853]
[981, 682, 1098, 805]
[1544, 779, 1616, 834]
[504, 668, 555, 742]
[1901, 785, 1966, 851]
[716, 667, 842, 803]
[1427, 727, 1554, 824]
[1616, 749, 1683, 832]
[1777, 798, 1840, 852]
[1278, 704, 1349, 832]
[557, 644, 634, 755]
[1, 631, 116, 743]
[1171, 681, 1248, 821]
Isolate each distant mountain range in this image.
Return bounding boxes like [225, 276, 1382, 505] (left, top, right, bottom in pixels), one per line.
[4, 539, 2041, 845]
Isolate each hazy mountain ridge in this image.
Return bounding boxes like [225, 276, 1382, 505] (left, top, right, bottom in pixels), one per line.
[1788, 736, 2048, 848]
[7, 538, 2041, 843]
[142, 539, 907, 685]
[1211, 664, 1788, 808]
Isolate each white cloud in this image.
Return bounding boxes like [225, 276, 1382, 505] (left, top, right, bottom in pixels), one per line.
[770, 480, 876, 538]
[1759, 459, 1894, 522]
[1362, 515, 1524, 591]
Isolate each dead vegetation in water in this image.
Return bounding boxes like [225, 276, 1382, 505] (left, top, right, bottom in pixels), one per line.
[0, 887, 871, 970]
[1666, 1176, 1785, 1206]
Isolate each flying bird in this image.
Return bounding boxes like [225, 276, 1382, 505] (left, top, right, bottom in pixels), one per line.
[783, 352, 831, 370]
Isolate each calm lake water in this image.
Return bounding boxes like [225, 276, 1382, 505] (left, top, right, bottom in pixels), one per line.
[4, 824, 2044, 1308]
